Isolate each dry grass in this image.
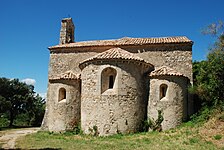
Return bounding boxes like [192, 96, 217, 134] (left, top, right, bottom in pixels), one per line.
[15, 125, 221, 150]
[11, 110, 224, 150]
[199, 112, 224, 148]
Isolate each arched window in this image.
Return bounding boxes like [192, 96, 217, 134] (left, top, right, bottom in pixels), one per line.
[160, 84, 168, 99]
[101, 67, 117, 93]
[59, 88, 66, 101]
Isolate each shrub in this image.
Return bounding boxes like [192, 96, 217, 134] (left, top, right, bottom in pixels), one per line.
[148, 110, 164, 131]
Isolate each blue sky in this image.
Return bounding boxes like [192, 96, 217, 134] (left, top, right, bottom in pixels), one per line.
[0, 0, 223, 97]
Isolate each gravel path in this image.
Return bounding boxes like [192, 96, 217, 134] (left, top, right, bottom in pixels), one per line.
[0, 127, 39, 149]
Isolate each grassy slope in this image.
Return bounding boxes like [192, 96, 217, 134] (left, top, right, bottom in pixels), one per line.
[15, 110, 224, 150]
[16, 131, 210, 150]
[15, 123, 223, 150]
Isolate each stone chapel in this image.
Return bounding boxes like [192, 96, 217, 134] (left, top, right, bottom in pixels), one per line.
[41, 18, 194, 136]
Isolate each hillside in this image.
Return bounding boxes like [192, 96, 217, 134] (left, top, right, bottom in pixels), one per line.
[12, 111, 223, 150]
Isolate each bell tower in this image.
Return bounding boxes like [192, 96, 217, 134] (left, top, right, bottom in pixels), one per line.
[59, 18, 75, 44]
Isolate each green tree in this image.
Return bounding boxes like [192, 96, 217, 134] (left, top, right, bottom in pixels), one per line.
[193, 21, 224, 107]
[0, 77, 45, 127]
[25, 93, 46, 126]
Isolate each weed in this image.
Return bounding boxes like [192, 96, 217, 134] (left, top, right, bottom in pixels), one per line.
[89, 125, 99, 136]
[93, 125, 99, 136]
[182, 121, 194, 127]
[141, 120, 150, 132]
[205, 141, 213, 145]
[214, 134, 222, 140]
[72, 123, 83, 135]
[148, 110, 164, 131]
[48, 131, 54, 135]
[189, 137, 199, 144]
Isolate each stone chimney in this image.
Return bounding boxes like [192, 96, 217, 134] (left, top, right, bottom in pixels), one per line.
[59, 18, 75, 44]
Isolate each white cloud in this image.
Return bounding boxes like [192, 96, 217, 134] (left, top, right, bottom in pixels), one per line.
[21, 78, 36, 86]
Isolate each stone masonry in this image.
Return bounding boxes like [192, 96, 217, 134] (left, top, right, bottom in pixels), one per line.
[41, 18, 194, 136]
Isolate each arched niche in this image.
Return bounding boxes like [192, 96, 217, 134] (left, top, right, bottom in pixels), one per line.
[160, 84, 168, 100]
[58, 87, 66, 101]
[101, 67, 117, 94]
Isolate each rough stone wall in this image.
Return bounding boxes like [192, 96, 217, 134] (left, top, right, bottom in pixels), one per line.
[49, 43, 192, 83]
[148, 76, 188, 130]
[123, 44, 192, 83]
[41, 80, 81, 132]
[48, 52, 98, 78]
[59, 18, 74, 44]
[81, 62, 147, 136]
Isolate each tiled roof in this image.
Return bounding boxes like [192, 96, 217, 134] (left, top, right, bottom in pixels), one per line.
[49, 36, 193, 49]
[79, 47, 153, 69]
[150, 66, 184, 77]
[49, 71, 80, 81]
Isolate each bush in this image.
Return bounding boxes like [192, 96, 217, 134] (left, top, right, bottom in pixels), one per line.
[190, 107, 211, 124]
[0, 114, 9, 127]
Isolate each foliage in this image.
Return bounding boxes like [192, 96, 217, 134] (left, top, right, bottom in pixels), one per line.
[0, 114, 9, 128]
[192, 21, 224, 108]
[190, 106, 211, 125]
[0, 77, 45, 127]
[141, 120, 150, 132]
[148, 110, 164, 131]
[26, 94, 45, 126]
[202, 21, 224, 37]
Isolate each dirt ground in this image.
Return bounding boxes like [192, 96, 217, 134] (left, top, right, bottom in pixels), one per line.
[0, 127, 39, 149]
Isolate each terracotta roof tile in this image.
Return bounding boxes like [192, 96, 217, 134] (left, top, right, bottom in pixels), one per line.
[49, 71, 80, 81]
[79, 47, 153, 69]
[150, 66, 184, 77]
[49, 36, 193, 49]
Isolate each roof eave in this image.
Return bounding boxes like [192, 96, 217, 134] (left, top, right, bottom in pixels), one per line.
[79, 58, 154, 70]
[48, 41, 193, 51]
